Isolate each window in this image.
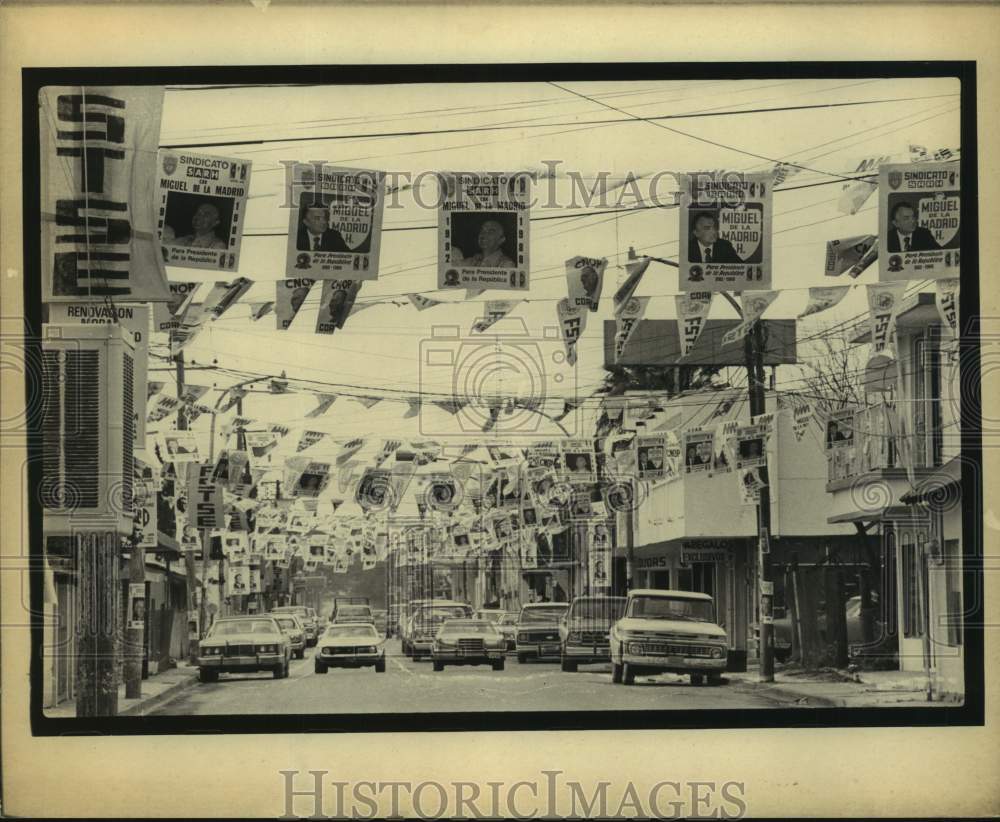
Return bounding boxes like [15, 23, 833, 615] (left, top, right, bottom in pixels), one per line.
[912, 328, 943, 468]
[901, 537, 924, 639]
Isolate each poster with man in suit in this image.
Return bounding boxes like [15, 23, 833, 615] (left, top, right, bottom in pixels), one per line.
[679, 171, 772, 291]
[284, 163, 385, 279]
[879, 161, 960, 281]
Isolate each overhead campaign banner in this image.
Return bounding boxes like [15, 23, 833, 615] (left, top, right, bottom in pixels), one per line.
[722, 290, 779, 346]
[837, 153, 893, 216]
[798, 286, 850, 319]
[305, 393, 338, 419]
[41, 86, 172, 303]
[566, 256, 607, 313]
[711, 420, 737, 474]
[437, 172, 530, 292]
[935, 278, 960, 337]
[683, 428, 714, 474]
[186, 461, 225, 529]
[250, 301, 274, 321]
[866, 281, 907, 357]
[285, 163, 385, 279]
[170, 302, 206, 355]
[678, 172, 773, 292]
[879, 161, 960, 281]
[153, 280, 198, 333]
[613, 258, 651, 317]
[824, 235, 877, 278]
[614, 296, 650, 361]
[275, 278, 314, 330]
[147, 395, 180, 425]
[675, 292, 713, 358]
[316, 279, 362, 334]
[472, 300, 520, 333]
[201, 277, 253, 321]
[408, 293, 443, 311]
[156, 150, 251, 272]
[556, 297, 587, 366]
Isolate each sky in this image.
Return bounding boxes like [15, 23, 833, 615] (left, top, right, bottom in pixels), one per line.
[146, 77, 961, 454]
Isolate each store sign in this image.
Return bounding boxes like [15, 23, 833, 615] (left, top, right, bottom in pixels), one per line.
[680, 541, 729, 566]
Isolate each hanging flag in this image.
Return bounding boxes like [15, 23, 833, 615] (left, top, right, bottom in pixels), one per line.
[614, 296, 649, 361]
[566, 256, 607, 313]
[270, 423, 291, 440]
[837, 153, 893, 215]
[771, 160, 802, 187]
[147, 395, 180, 425]
[305, 393, 338, 419]
[349, 301, 378, 318]
[472, 299, 520, 333]
[355, 396, 381, 410]
[935, 278, 960, 336]
[675, 291, 713, 358]
[269, 376, 289, 394]
[296, 430, 327, 453]
[156, 150, 251, 272]
[276, 278, 315, 330]
[465, 287, 487, 300]
[433, 398, 467, 416]
[910, 144, 959, 164]
[722, 290, 779, 346]
[249, 301, 275, 321]
[316, 279, 362, 334]
[824, 235, 877, 277]
[178, 384, 208, 406]
[866, 281, 907, 357]
[403, 398, 421, 419]
[218, 386, 247, 414]
[285, 163, 386, 280]
[41, 86, 171, 303]
[437, 172, 530, 292]
[170, 302, 206, 355]
[613, 258, 651, 317]
[678, 171, 773, 292]
[184, 403, 213, 426]
[799, 286, 851, 319]
[556, 297, 587, 366]
[879, 161, 960, 281]
[153, 280, 199, 333]
[147, 380, 165, 400]
[791, 402, 814, 443]
[245, 431, 278, 469]
[408, 293, 443, 311]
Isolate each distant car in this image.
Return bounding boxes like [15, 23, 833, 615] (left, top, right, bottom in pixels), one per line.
[371, 609, 389, 635]
[406, 600, 474, 659]
[432, 619, 506, 671]
[609, 589, 728, 686]
[271, 613, 307, 659]
[197, 616, 291, 682]
[559, 595, 626, 672]
[515, 603, 570, 663]
[474, 608, 507, 623]
[496, 613, 519, 651]
[314, 623, 387, 674]
[398, 598, 433, 651]
[331, 603, 375, 626]
[270, 605, 319, 647]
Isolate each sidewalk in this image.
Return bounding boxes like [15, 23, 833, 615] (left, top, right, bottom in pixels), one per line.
[727, 664, 961, 708]
[45, 663, 200, 718]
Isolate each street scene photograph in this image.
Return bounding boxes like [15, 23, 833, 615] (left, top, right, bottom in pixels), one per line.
[22, 68, 977, 723]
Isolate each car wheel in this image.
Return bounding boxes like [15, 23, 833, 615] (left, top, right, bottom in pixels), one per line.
[690, 674, 704, 686]
[561, 658, 578, 673]
[314, 661, 328, 675]
[611, 662, 623, 684]
[492, 659, 505, 672]
[295, 649, 305, 660]
[622, 663, 636, 686]
[198, 668, 218, 684]
[273, 664, 284, 679]
[708, 673, 724, 686]
[433, 661, 444, 672]
[375, 659, 386, 673]
[517, 653, 528, 664]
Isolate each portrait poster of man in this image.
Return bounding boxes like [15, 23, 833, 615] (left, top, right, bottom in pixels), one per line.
[284, 163, 385, 279]
[223, 532, 249, 560]
[157, 150, 251, 271]
[678, 171, 772, 291]
[127, 583, 146, 630]
[589, 526, 611, 589]
[825, 408, 856, 450]
[684, 428, 715, 473]
[437, 171, 530, 291]
[296, 462, 332, 497]
[315, 279, 362, 334]
[162, 431, 200, 463]
[734, 422, 769, 470]
[636, 434, 667, 480]
[275, 278, 315, 330]
[560, 439, 595, 481]
[569, 486, 594, 519]
[263, 532, 286, 562]
[879, 161, 960, 281]
[226, 564, 250, 596]
[565, 255, 607, 312]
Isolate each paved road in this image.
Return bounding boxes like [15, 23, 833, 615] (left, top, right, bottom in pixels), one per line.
[152, 640, 780, 715]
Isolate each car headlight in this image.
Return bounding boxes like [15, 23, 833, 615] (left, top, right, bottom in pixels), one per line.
[256, 644, 276, 654]
[517, 632, 529, 642]
[711, 647, 725, 659]
[357, 646, 375, 654]
[201, 646, 222, 656]
[322, 647, 334, 654]
[628, 642, 643, 655]
[568, 631, 582, 643]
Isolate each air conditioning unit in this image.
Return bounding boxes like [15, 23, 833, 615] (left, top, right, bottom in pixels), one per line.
[41, 323, 136, 536]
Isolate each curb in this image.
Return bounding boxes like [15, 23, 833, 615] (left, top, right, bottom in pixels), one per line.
[729, 678, 846, 708]
[117, 671, 200, 716]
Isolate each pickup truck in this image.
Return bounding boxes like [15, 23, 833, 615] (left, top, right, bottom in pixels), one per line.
[609, 589, 728, 686]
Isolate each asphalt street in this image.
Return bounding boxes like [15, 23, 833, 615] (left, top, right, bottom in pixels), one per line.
[152, 639, 780, 714]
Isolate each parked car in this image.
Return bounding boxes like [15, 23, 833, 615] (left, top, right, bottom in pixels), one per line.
[270, 605, 319, 647]
[196, 616, 291, 682]
[314, 622, 387, 674]
[398, 598, 433, 650]
[431, 619, 507, 671]
[406, 600, 474, 659]
[559, 595, 626, 672]
[271, 613, 307, 659]
[515, 602, 570, 663]
[372, 608, 389, 636]
[609, 589, 728, 686]
[474, 608, 507, 623]
[496, 613, 519, 651]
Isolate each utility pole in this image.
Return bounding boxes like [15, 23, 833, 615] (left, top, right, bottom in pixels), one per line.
[746, 318, 775, 682]
[176, 350, 200, 665]
[124, 526, 145, 699]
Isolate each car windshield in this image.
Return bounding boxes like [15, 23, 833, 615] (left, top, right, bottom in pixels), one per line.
[210, 620, 278, 636]
[627, 596, 715, 622]
[417, 605, 471, 623]
[327, 625, 378, 638]
[519, 606, 569, 623]
[499, 614, 519, 626]
[440, 620, 497, 636]
[274, 608, 308, 618]
[274, 618, 298, 630]
[339, 606, 370, 616]
[569, 599, 626, 622]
